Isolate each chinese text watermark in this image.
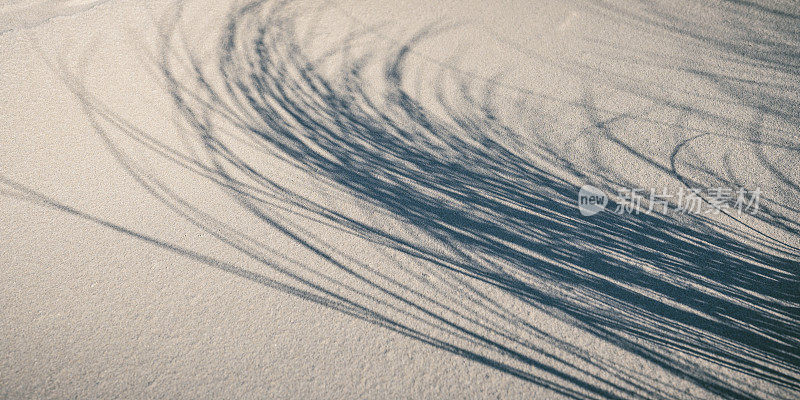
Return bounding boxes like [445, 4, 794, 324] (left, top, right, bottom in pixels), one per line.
[578, 185, 761, 217]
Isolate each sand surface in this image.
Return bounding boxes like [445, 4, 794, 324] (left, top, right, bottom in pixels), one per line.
[1, 0, 799, 398]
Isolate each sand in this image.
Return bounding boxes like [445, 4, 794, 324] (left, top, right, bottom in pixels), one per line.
[1, 0, 798, 398]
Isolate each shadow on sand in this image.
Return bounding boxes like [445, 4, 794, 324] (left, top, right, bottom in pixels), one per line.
[3, 1, 798, 398]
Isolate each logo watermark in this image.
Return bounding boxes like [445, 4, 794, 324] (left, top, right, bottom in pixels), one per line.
[578, 185, 608, 216]
[578, 185, 761, 217]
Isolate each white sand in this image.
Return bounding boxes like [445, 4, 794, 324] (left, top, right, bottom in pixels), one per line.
[1, 0, 798, 398]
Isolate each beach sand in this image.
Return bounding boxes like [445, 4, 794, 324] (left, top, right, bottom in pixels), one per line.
[1, 0, 798, 398]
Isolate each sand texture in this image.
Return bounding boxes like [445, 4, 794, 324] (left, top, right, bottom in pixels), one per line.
[1, 0, 799, 398]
